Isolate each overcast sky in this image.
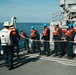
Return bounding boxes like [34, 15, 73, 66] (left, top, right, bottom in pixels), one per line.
[0, 0, 60, 23]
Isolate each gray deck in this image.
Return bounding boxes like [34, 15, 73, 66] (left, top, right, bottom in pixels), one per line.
[0, 49, 76, 75]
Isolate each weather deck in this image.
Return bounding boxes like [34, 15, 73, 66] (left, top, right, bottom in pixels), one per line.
[0, 48, 76, 75]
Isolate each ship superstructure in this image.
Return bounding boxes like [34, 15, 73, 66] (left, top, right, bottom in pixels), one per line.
[50, 0, 76, 53]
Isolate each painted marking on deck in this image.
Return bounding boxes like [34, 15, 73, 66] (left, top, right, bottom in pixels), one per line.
[20, 52, 76, 66]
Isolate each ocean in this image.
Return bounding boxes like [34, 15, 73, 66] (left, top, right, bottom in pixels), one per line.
[0, 23, 50, 49]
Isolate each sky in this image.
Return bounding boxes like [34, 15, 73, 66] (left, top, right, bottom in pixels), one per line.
[0, 0, 60, 23]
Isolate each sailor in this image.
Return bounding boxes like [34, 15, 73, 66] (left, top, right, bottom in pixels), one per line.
[53, 23, 63, 58]
[19, 29, 31, 53]
[31, 26, 41, 54]
[64, 23, 75, 59]
[9, 23, 20, 58]
[41, 23, 50, 56]
[0, 21, 14, 70]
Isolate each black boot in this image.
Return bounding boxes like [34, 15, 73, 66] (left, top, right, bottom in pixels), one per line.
[59, 54, 63, 58]
[46, 53, 50, 57]
[68, 56, 73, 59]
[27, 50, 31, 53]
[5, 63, 9, 67]
[53, 54, 58, 57]
[8, 65, 13, 70]
[17, 55, 20, 58]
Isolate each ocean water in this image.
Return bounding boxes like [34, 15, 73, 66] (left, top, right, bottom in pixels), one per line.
[0, 23, 50, 49]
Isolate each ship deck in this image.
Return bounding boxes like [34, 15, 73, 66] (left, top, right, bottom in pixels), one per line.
[0, 47, 76, 75]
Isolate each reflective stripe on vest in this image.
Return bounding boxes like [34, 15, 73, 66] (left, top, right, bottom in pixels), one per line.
[65, 29, 73, 37]
[31, 29, 37, 38]
[43, 28, 49, 36]
[53, 28, 60, 36]
[9, 27, 17, 36]
[0, 28, 11, 46]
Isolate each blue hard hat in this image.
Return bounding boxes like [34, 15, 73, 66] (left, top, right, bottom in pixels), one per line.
[20, 29, 23, 32]
[31, 26, 34, 29]
[43, 23, 47, 26]
[68, 23, 73, 28]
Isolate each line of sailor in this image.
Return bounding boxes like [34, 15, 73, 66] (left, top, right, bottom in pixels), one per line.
[0, 21, 76, 70]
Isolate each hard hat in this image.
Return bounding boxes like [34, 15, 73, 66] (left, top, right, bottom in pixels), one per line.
[55, 22, 59, 25]
[10, 23, 14, 26]
[20, 29, 23, 32]
[31, 26, 34, 29]
[68, 23, 73, 28]
[43, 23, 47, 27]
[3, 21, 9, 26]
[53, 22, 59, 26]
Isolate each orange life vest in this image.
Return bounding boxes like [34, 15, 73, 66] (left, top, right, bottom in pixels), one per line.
[9, 27, 17, 36]
[20, 32, 26, 39]
[53, 27, 60, 36]
[74, 29, 76, 32]
[31, 29, 37, 38]
[65, 28, 74, 37]
[62, 29, 67, 33]
[43, 28, 50, 36]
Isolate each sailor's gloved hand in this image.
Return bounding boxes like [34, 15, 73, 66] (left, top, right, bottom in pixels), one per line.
[41, 39, 44, 43]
